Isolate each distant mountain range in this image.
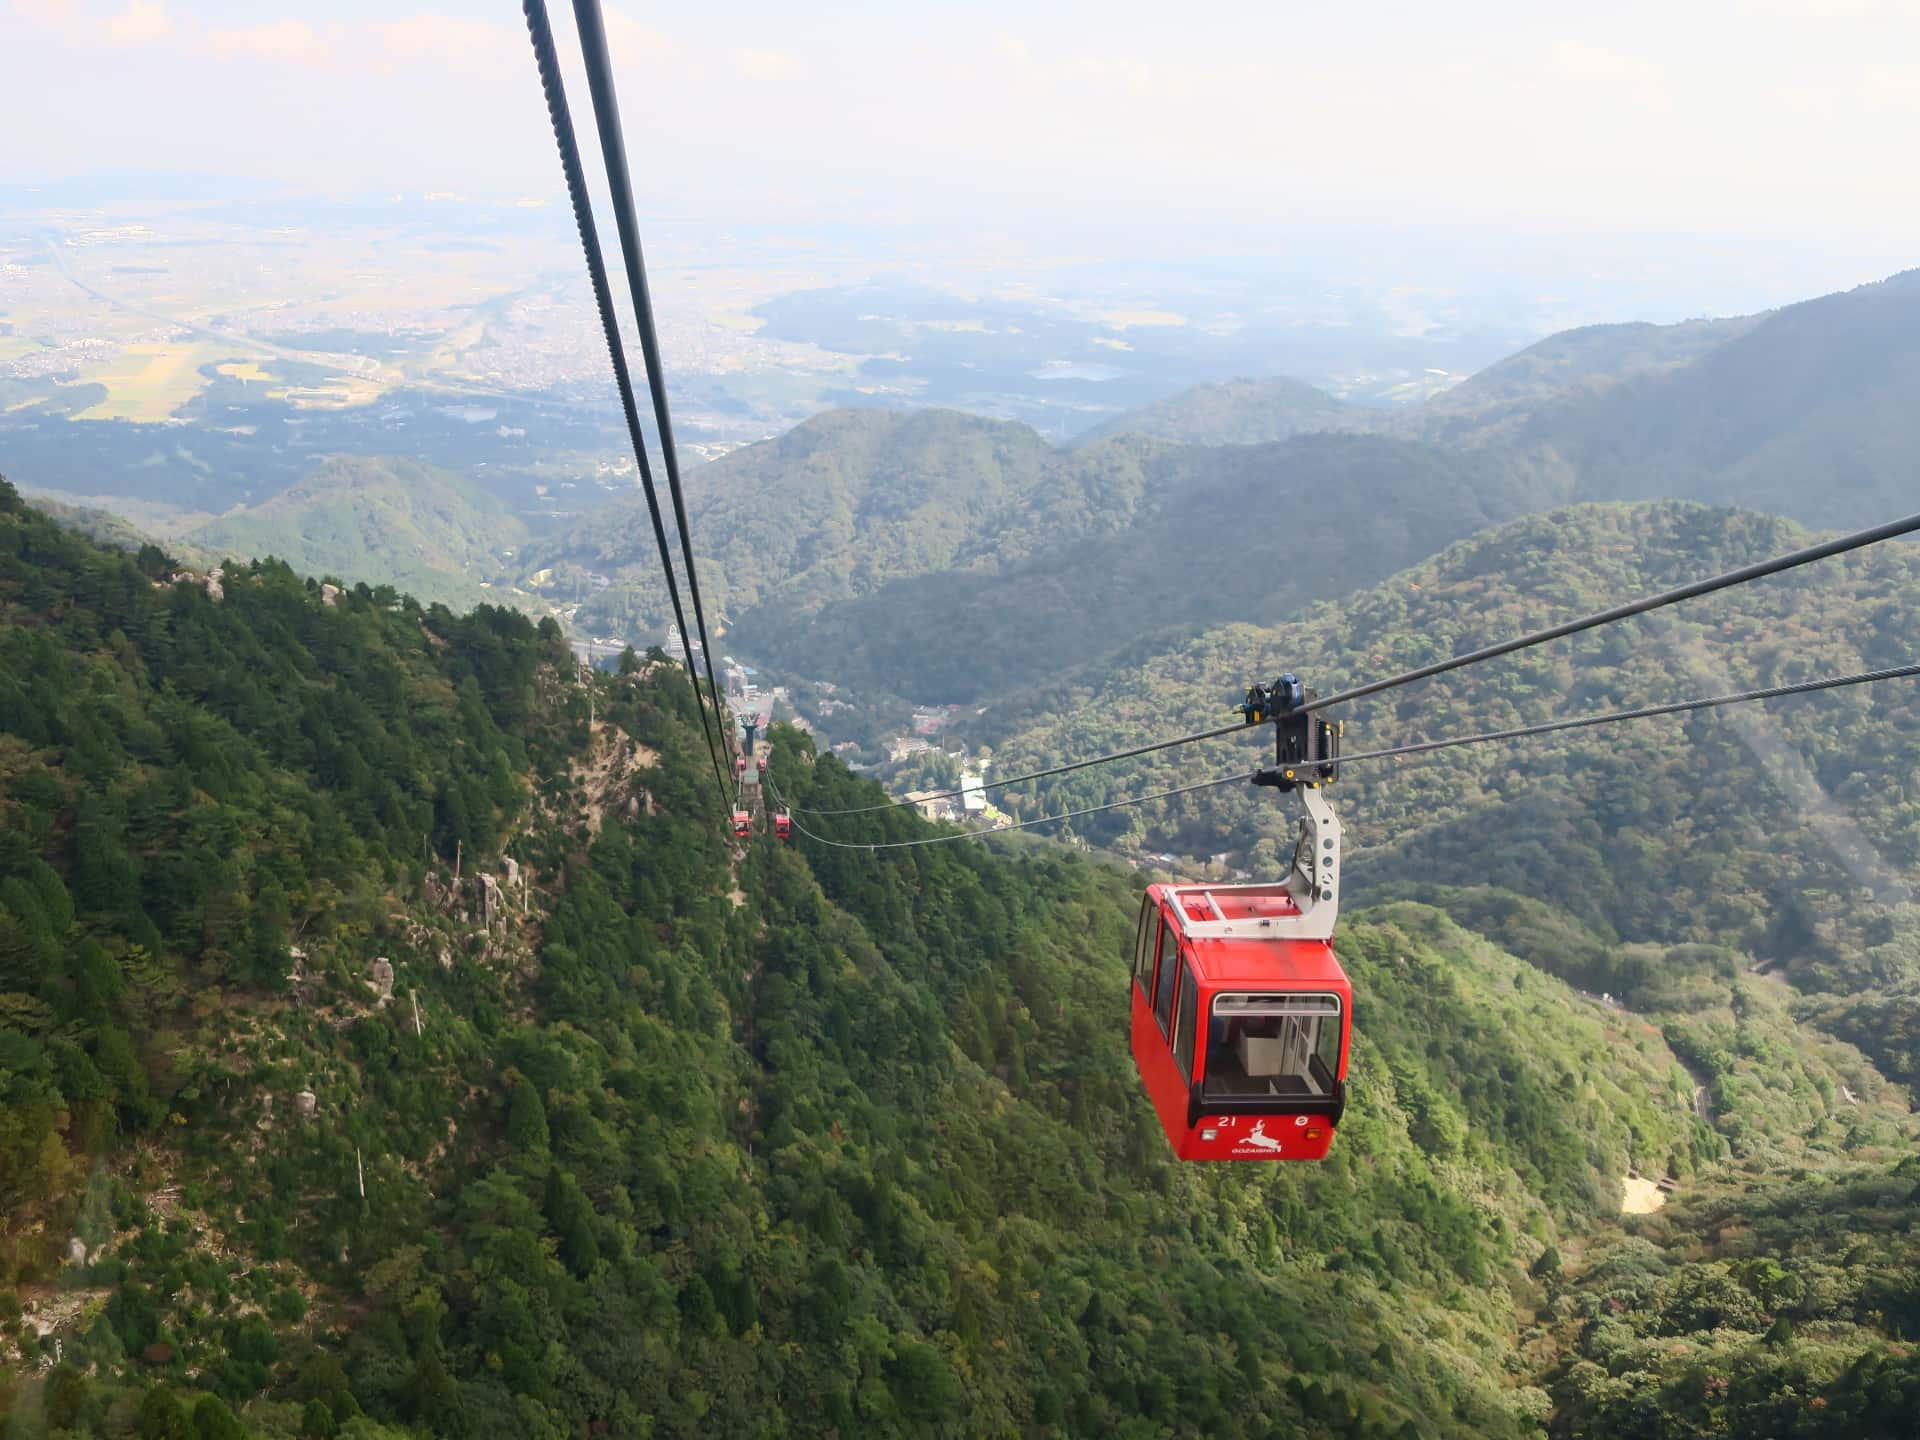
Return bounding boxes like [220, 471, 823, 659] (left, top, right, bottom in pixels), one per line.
[1085, 270, 1920, 533]
[31, 266, 1920, 712]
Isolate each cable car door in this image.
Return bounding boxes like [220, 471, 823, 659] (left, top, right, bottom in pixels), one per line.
[1129, 895, 1197, 1151]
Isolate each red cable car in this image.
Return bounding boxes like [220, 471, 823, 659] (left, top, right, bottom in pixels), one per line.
[736, 754, 748, 777]
[773, 811, 791, 840]
[731, 809, 751, 838]
[1130, 787, 1350, 1161]
[757, 756, 768, 776]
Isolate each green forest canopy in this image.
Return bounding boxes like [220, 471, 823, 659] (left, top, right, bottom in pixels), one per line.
[2, 479, 1917, 1439]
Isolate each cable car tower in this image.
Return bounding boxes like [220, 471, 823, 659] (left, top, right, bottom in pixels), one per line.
[1130, 675, 1350, 1161]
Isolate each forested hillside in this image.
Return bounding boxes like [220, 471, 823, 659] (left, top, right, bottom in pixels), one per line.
[522, 409, 1061, 637]
[734, 432, 1541, 702]
[965, 492, 1920, 1213]
[1448, 270, 1920, 530]
[526, 408, 1545, 702]
[8, 481, 1915, 1437]
[13, 497, 215, 574]
[186, 456, 531, 614]
[1400, 315, 1761, 447]
[966, 502, 1920, 1049]
[1072, 377, 1360, 448]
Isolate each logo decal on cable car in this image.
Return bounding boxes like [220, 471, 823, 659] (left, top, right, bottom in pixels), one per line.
[1239, 1120, 1286, 1153]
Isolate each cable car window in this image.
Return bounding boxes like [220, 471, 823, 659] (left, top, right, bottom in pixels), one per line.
[1314, 1009, 1342, 1078]
[1203, 993, 1342, 1099]
[1133, 899, 1157, 998]
[1153, 924, 1179, 1036]
[1173, 964, 1199, 1080]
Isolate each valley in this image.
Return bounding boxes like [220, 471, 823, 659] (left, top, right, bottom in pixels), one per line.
[5, 238, 1920, 1440]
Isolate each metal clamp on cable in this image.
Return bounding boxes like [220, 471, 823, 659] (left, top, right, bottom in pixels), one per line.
[1247, 674, 1340, 790]
[1240, 672, 1306, 726]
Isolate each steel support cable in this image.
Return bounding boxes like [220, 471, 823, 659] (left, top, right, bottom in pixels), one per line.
[775, 661, 1920, 852]
[1303, 509, 1920, 714]
[768, 772, 1257, 851]
[571, 0, 731, 744]
[520, 0, 730, 810]
[788, 721, 1249, 816]
[1316, 660, 1920, 769]
[790, 508, 1920, 817]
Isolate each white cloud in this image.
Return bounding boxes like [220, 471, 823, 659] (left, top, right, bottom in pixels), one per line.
[990, 31, 1032, 68]
[376, 14, 516, 71]
[604, 6, 676, 67]
[207, 19, 332, 66]
[734, 48, 797, 80]
[14, 0, 173, 48]
[98, 0, 167, 46]
[11, 0, 79, 32]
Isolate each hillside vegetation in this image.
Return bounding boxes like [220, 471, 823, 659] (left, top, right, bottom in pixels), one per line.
[956, 502, 1920, 1134]
[7, 483, 1914, 1437]
[736, 431, 1542, 703]
[187, 456, 530, 613]
[1072, 377, 1360, 448]
[970, 503, 1920, 967]
[1396, 315, 1762, 448]
[528, 409, 1546, 702]
[14, 495, 216, 573]
[1494, 269, 1920, 529]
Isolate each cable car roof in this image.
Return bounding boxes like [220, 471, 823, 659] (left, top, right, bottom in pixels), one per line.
[1149, 882, 1350, 991]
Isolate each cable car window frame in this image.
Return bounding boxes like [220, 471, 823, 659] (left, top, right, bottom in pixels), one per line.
[1211, 992, 1343, 1017]
[1133, 898, 1158, 999]
[1172, 962, 1199, 1080]
[1202, 992, 1343, 1101]
[1153, 923, 1180, 1037]
[1314, 1010, 1342, 1077]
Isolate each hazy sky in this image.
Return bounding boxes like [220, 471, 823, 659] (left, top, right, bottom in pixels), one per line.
[6, 0, 1919, 296]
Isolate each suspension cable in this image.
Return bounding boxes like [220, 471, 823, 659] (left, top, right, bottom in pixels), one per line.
[1316, 659, 1920, 770]
[1304, 509, 1920, 713]
[791, 509, 1920, 817]
[520, 0, 730, 810]
[789, 720, 1249, 815]
[769, 772, 1256, 851]
[775, 660, 1920, 851]
[571, 0, 732, 746]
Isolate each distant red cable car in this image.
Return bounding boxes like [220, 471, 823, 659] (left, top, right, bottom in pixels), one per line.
[736, 755, 748, 777]
[757, 756, 768, 776]
[1130, 787, 1350, 1162]
[773, 811, 791, 840]
[731, 809, 751, 838]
